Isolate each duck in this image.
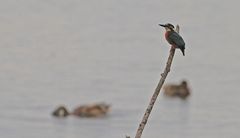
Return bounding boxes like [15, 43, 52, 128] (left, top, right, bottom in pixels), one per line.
[52, 105, 69, 117]
[52, 103, 110, 118]
[163, 80, 190, 99]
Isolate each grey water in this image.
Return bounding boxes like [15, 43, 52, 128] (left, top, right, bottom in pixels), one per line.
[0, 0, 240, 138]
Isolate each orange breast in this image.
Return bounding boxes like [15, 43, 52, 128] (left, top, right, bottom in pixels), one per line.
[165, 31, 169, 40]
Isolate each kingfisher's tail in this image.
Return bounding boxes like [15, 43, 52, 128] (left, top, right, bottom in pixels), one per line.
[180, 48, 185, 56]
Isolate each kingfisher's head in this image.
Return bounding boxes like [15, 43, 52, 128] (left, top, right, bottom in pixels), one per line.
[159, 23, 174, 31]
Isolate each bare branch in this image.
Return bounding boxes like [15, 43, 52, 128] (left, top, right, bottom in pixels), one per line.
[133, 25, 180, 138]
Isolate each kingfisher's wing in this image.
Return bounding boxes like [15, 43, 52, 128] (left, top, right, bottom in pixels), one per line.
[168, 31, 185, 48]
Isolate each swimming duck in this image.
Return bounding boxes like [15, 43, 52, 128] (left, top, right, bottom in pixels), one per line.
[163, 80, 190, 99]
[52, 105, 69, 117]
[52, 103, 110, 118]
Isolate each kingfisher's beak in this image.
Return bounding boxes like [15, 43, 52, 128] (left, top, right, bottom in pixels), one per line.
[159, 24, 166, 27]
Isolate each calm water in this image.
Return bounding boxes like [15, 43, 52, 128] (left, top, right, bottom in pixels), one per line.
[0, 0, 240, 138]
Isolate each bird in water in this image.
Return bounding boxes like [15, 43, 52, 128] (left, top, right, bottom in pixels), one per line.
[52, 103, 110, 118]
[159, 23, 185, 56]
[163, 80, 191, 99]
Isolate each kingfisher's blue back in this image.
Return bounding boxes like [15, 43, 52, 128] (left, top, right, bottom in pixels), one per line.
[165, 31, 185, 56]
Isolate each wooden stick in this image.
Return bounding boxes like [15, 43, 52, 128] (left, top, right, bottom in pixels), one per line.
[133, 25, 180, 138]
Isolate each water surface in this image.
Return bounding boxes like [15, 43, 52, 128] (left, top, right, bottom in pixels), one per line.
[0, 0, 240, 138]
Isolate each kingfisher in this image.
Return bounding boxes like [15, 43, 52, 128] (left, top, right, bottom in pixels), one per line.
[159, 23, 185, 56]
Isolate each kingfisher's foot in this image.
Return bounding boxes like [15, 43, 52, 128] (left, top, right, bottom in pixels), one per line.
[171, 45, 176, 49]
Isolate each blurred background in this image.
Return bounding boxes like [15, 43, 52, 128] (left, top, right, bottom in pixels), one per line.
[0, 0, 240, 138]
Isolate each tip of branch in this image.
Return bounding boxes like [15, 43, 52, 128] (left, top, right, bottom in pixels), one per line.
[176, 25, 180, 33]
